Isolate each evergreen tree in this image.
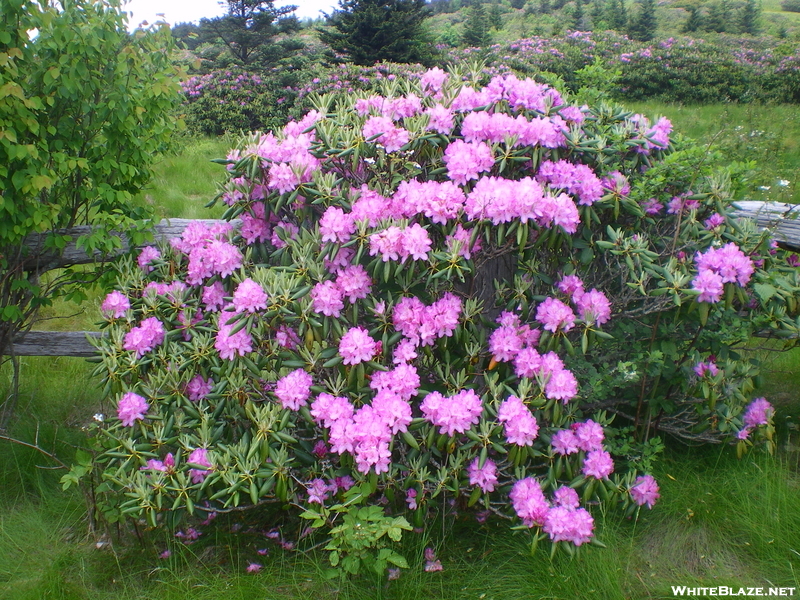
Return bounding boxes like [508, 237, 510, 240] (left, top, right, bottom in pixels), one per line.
[540, 0, 552, 13]
[490, 2, 504, 28]
[319, 0, 433, 65]
[739, 0, 760, 34]
[199, 0, 297, 67]
[572, 0, 586, 29]
[462, 4, 492, 46]
[682, 5, 703, 31]
[590, 0, 606, 28]
[510, 0, 527, 8]
[627, 0, 656, 40]
[606, 0, 627, 30]
[703, 1, 728, 32]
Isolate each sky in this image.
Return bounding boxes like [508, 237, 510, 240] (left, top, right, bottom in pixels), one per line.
[120, 0, 337, 30]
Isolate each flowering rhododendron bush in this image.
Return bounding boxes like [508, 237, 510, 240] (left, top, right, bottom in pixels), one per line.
[80, 65, 798, 570]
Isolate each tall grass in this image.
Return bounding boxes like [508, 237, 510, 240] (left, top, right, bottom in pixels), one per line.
[625, 102, 800, 205]
[133, 136, 232, 220]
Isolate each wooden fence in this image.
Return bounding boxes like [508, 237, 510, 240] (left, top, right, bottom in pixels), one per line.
[7, 202, 800, 358]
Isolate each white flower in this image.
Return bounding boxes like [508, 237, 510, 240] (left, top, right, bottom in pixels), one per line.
[758, 186, 771, 191]
[93, 413, 105, 422]
[778, 179, 790, 187]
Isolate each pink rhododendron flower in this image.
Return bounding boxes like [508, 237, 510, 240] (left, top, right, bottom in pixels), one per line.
[552, 428, 580, 455]
[544, 368, 579, 402]
[187, 375, 213, 401]
[582, 449, 614, 479]
[557, 274, 584, 298]
[246, 563, 262, 573]
[319, 206, 356, 243]
[467, 457, 498, 493]
[420, 389, 483, 436]
[310, 280, 345, 317]
[137, 246, 161, 272]
[335, 264, 372, 303]
[574, 420, 605, 452]
[232, 278, 268, 313]
[543, 506, 594, 546]
[498, 395, 539, 446]
[339, 327, 379, 365]
[274, 369, 313, 410]
[362, 116, 409, 153]
[306, 478, 334, 504]
[535, 297, 576, 333]
[630, 474, 660, 509]
[510, 477, 550, 527]
[743, 397, 773, 428]
[694, 359, 719, 378]
[554, 486, 580, 509]
[188, 448, 211, 483]
[576, 289, 611, 326]
[691, 269, 724, 303]
[202, 281, 226, 312]
[117, 392, 149, 426]
[215, 320, 253, 360]
[443, 140, 494, 185]
[123, 317, 165, 358]
[101, 290, 129, 319]
[424, 547, 443, 572]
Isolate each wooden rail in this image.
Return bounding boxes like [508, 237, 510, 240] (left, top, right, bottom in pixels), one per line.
[6, 203, 799, 358]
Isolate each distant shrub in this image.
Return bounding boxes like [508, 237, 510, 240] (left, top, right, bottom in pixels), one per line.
[781, 0, 800, 12]
[181, 69, 296, 136]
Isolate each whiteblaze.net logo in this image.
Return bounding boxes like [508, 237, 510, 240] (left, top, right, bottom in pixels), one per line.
[671, 586, 796, 597]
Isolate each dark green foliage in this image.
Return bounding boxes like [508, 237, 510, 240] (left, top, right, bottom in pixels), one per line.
[199, 0, 298, 67]
[627, 0, 658, 41]
[682, 5, 704, 32]
[181, 70, 296, 136]
[590, 0, 607, 28]
[606, 0, 628, 30]
[782, 0, 800, 11]
[462, 4, 492, 46]
[489, 2, 504, 28]
[572, 0, 586, 29]
[510, 0, 527, 8]
[319, 0, 434, 66]
[703, 1, 728, 32]
[738, 0, 760, 34]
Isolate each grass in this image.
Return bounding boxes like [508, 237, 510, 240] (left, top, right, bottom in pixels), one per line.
[133, 136, 233, 220]
[625, 102, 800, 204]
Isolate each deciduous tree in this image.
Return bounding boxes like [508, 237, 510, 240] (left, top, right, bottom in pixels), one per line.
[0, 0, 182, 422]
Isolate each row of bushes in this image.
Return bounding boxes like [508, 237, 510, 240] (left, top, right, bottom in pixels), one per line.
[179, 32, 800, 135]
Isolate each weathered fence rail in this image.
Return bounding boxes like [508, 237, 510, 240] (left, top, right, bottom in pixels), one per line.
[6, 202, 800, 358]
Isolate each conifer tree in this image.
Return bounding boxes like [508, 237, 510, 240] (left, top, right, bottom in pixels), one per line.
[590, 0, 606, 28]
[682, 5, 703, 32]
[490, 1, 504, 28]
[704, 1, 728, 32]
[462, 3, 491, 46]
[627, 0, 656, 40]
[572, 0, 586, 29]
[739, 0, 760, 34]
[606, 0, 627, 30]
[319, 0, 433, 65]
[200, 0, 297, 67]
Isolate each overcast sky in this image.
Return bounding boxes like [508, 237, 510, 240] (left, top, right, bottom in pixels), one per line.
[120, 0, 338, 30]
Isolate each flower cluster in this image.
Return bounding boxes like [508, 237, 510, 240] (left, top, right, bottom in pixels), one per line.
[692, 243, 755, 303]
